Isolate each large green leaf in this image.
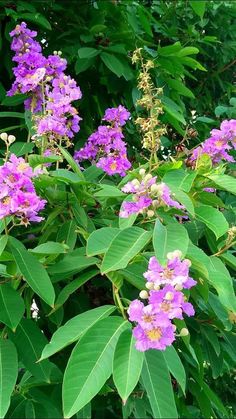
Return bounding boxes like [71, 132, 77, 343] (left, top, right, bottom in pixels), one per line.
[40, 305, 116, 361]
[190, 1, 206, 19]
[100, 52, 124, 77]
[207, 174, 236, 195]
[163, 169, 197, 192]
[63, 317, 129, 418]
[208, 257, 236, 312]
[0, 284, 24, 331]
[9, 319, 53, 382]
[195, 205, 229, 239]
[86, 227, 119, 256]
[0, 339, 18, 418]
[10, 240, 55, 307]
[163, 345, 186, 393]
[153, 220, 189, 264]
[113, 329, 144, 402]
[101, 227, 151, 274]
[142, 350, 178, 418]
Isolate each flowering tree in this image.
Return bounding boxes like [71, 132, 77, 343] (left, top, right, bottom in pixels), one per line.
[0, 20, 236, 419]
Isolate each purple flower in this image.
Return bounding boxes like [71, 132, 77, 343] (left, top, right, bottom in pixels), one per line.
[149, 284, 195, 319]
[74, 107, 131, 176]
[103, 105, 130, 127]
[133, 323, 175, 351]
[0, 154, 46, 225]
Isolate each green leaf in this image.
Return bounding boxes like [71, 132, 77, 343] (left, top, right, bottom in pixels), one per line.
[142, 350, 178, 418]
[86, 227, 119, 256]
[40, 305, 116, 361]
[195, 205, 229, 239]
[113, 329, 144, 402]
[63, 317, 129, 418]
[54, 269, 99, 309]
[0, 284, 25, 331]
[163, 346, 186, 393]
[28, 154, 61, 168]
[9, 319, 53, 382]
[162, 96, 186, 124]
[56, 219, 77, 251]
[190, 1, 206, 19]
[75, 57, 95, 74]
[48, 253, 98, 277]
[153, 220, 189, 264]
[0, 339, 18, 418]
[58, 145, 85, 179]
[167, 79, 195, 98]
[0, 112, 25, 119]
[95, 184, 124, 198]
[1, 94, 28, 106]
[78, 47, 100, 59]
[101, 52, 124, 77]
[101, 227, 151, 274]
[0, 235, 8, 256]
[208, 257, 236, 312]
[207, 174, 236, 195]
[19, 12, 52, 30]
[10, 142, 34, 157]
[10, 239, 55, 307]
[163, 169, 197, 192]
[30, 241, 68, 255]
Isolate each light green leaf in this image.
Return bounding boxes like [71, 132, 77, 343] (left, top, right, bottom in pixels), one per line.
[30, 241, 68, 255]
[208, 257, 236, 312]
[48, 254, 98, 277]
[0, 111, 25, 118]
[162, 96, 186, 124]
[195, 205, 229, 239]
[113, 329, 144, 402]
[163, 346, 186, 393]
[101, 227, 151, 274]
[40, 305, 116, 361]
[190, 1, 206, 19]
[86, 227, 119, 256]
[163, 169, 197, 192]
[10, 239, 55, 307]
[0, 339, 18, 418]
[9, 319, 53, 382]
[167, 79, 195, 98]
[207, 174, 236, 195]
[0, 235, 8, 256]
[56, 219, 77, 251]
[95, 184, 124, 198]
[63, 317, 129, 418]
[142, 350, 178, 418]
[0, 284, 25, 331]
[153, 220, 189, 264]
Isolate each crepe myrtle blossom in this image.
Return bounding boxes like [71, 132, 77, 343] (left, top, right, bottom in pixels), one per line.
[8, 22, 82, 145]
[0, 153, 46, 225]
[74, 106, 131, 176]
[190, 119, 236, 165]
[119, 169, 184, 218]
[128, 250, 196, 351]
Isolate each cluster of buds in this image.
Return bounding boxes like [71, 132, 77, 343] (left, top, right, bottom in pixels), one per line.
[120, 168, 184, 218]
[0, 132, 16, 159]
[128, 250, 196, 351]
[132, 48, 166, 153]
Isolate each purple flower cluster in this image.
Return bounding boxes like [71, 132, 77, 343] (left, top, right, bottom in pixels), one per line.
[74, 106, 131, 176]
[120, 170, 184, 218]
[8, 22, 82, 143]
[0, 154, 46, 225]
[191, 119, 236, 164]
[128, 250, 196, 351]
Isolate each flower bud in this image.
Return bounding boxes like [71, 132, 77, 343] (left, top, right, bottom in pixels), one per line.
[131, 179, 140, 187]
[144, 174, 152, 182]
[139, 168, 146, 176]
[175, 284, 183, 291]
[0, 133, 8, 141]
[145, 281, 154, 290]
[58, 50, 62, 56]
[139, 290, 149, 299]
[167, 250, 182, 260]
[184, 258, 192, 267]
[150, 184, 160, 193]
[53, 50, 58, 55]
[179, 328, 189, 337]
[147, 210, 154, 218]
[165, 291, 174, 301]
[154, 284, 160, 290]
[8, 135, 16, 144]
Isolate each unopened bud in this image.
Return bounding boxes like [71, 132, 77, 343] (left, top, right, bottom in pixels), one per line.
[184, 258, 192, 267]
[154, 284, 160, 290]
[165, 292, 174, 301]
[131, 179, 140, 187]
[139, 168, 146, 176]
[58, 50, 62, 56]
[150, 184, 160, 193]
[145, 282, 154, 290]
[8, 135, 16, 144]
[139, 290, 149, 299]
[167, 250, 183, 260]
[147, 210, 154, 218]
[0, 133, 8, 141]
[144, 174, 152, 182]
[179, 328, 189, 337]
[175, 284, 183, 291]
[152, 199, 159, 208]
[53, 50, 58, 55]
